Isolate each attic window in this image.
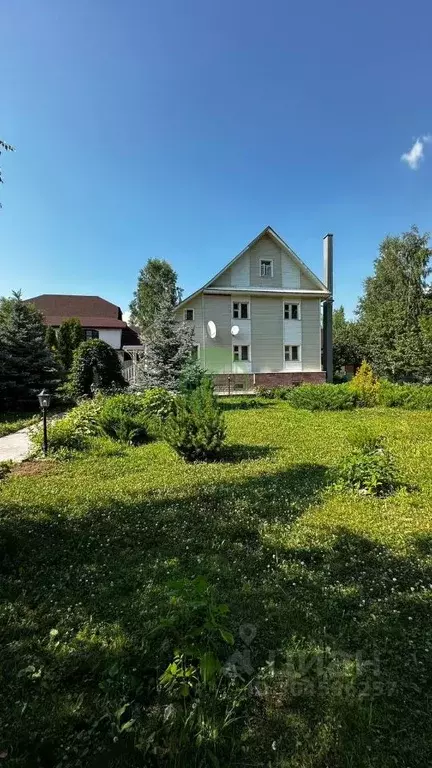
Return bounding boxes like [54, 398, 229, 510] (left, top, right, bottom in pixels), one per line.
[260, 259, 273, 277]
[184, 308, 194, 321]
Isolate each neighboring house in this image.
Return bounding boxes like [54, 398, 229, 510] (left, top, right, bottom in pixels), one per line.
[174, 226, 333, 389]
[25, 294, 140, 356]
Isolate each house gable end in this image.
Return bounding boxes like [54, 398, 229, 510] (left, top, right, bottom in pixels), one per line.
[177, 226, 328, 310]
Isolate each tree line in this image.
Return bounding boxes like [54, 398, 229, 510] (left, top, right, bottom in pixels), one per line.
[334, 226, 432, 381]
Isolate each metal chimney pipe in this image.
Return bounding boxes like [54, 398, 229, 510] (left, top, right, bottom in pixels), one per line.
[323, 234, 333, 383]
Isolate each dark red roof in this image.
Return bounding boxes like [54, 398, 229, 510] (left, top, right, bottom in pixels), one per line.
[42, 315, 126, 328]
[25, 294, 126, 328]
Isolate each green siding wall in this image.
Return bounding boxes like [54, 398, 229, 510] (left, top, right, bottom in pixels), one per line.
[203, 294, 233, 373]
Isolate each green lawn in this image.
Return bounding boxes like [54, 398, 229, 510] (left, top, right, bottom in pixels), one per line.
[0, 412, 39, 438]
[1, 402, 432, 766]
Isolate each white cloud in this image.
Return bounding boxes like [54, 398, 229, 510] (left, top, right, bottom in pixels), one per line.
[401, 135, 432, 170]
[123, 310, 131, 324]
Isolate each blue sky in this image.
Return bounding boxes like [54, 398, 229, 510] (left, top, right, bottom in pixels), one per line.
[2, 0, 432, 318]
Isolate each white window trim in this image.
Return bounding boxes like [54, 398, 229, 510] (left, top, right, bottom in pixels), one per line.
[260, 258, 274, 278]
[284, 344, 301, 362]
[283, 301, 301, 321]
[184, 308, 195, 321]
[233, 343, 250, 362]
[232, 300, 249, 319]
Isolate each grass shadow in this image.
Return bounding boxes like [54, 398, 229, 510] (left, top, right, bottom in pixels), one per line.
[218, 443, 278, 463]
[1, 463, 432, 766]
[220, 398, 273, 412]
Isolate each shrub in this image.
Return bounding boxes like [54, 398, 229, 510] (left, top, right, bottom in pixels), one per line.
[255, 386, 277, 399]
[31, 398, 104, 455]
[31, 418, 89, 455]
[404, 386, 432, 410]
[255, 386, 292, 400]
[336, 432, 400, 496]
[98, 396, 150, 444]
[178, 360, 209, 394]
[99, 393, 143, 417]
[288, 383, 356, 411]
[139, 387, 175, 421]
[348, 360, 379, 407]
[377, 381, 432, 410]
[67, 339, 126, 399]
[165, 379, 226, 461]
[64, 396, 105, 436]
[273, 386, 292, 400]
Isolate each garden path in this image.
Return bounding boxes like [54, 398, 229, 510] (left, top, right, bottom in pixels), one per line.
[0, 428, 31, 463]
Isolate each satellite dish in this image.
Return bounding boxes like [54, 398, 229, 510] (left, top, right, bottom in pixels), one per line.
[231, 325, 240, 336]
[207, 320, 217, 339]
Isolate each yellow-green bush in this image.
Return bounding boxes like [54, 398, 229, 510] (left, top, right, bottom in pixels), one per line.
[348, 360, 380, 406]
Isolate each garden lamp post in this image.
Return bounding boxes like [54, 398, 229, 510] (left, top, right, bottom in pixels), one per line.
[37, 389, 52, 456]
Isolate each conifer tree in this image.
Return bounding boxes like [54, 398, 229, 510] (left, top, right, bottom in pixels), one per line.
[0, 292, 59, 408]
[45, 326, 58, 351]
[136, 293, 194, 390]
[57, 318, 83, 371]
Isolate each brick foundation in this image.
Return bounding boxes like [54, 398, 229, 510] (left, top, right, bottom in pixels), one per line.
[254, 372, 326, 387]
[213, 374, 254, 392]
[212, 371, 326, 392]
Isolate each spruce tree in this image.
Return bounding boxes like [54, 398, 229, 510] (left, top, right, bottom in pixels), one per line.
[0, 292, 60, 408]
[136, 293, 194, 391]
[165, 378, 226, 461]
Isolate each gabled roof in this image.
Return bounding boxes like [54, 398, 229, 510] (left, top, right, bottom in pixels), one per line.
[177, 226, 329, 309]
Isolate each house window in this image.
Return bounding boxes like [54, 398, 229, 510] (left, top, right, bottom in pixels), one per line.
[233, 345, 249, 362]
[84, 329, 99, 340]
[191, 344, 200, 360]
[233, 302, 249, 319]
[284, 345, 300, 362]
[284, 303, 300, 320]
[184, 308, 194, 321]
[260, 259, 273, 277]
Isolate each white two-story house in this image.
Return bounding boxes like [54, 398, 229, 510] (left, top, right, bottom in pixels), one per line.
[175, 226, 333, 389]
